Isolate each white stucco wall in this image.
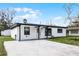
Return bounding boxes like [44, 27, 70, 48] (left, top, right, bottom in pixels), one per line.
[20, 25, 47, 40]
[69, 30, 79, 36]
[11, 27, 19, 40]
[52, 28, 66, 37]
[11, 24, 67, 41]
[40, 27, 47, 38]
[1, 29, 11, 36]
[20, 25, 38, 40]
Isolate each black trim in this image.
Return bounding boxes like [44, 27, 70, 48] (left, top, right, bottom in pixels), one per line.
[10, 23, 67, 29]
[10, 23, 20, 29]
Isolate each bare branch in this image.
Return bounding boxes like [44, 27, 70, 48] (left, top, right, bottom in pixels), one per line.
[0, 8, 16, 27]
[63, 3, 74, 25]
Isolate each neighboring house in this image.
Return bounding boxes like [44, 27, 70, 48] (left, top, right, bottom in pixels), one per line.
[67, 20, 79, 36]
[1, 29, 11, 36]
[10, 23, 67, 41]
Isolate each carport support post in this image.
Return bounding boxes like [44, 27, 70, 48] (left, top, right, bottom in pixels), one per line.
[37, 26, 40, 40]
[19, 25, 21, 41]
[47, 27, 48, 39]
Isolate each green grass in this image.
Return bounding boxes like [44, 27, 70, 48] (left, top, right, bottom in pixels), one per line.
[49, 36, 79, 46]
[0, 36, 13, 56]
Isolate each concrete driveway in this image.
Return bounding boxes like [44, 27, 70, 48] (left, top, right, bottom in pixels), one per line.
[4, 40, 79, 56]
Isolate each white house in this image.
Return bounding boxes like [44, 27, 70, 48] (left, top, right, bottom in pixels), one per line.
[1, 29, 11, 36]
[10, 23, 67, 41]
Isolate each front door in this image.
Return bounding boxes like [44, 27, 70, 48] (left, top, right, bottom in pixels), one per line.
[45, 27, 52, 38]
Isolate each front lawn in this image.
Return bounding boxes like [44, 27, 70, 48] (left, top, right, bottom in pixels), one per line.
[0, 36, 13, 56]
[49, 36, 79, 46]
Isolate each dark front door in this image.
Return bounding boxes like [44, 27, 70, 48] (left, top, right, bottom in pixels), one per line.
[45, 27, 52, 38]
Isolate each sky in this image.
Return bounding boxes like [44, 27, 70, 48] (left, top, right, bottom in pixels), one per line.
[0, 3, 78, 26]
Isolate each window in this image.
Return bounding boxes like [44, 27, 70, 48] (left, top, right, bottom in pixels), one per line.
[57, 29, 62, 33]
[71, 30, 78, 34]
[45, 28, 52, 36]
[24, 27, 30, 35]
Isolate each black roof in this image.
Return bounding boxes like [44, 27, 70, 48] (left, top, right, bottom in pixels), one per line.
[10, 23, 67, 29]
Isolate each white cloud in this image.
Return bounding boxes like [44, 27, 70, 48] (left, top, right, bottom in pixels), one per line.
[14, 8, 32, 12]
[52, 16, 69, 26]
[53, 16, 63, 20]
[13, 8, 42, 24]
[14, 8, 41, 15]
[23, 8, 32, 12]
[14, 8, 22, 12]
[29, 10, 35, 14]
[13, 8, 69, 26]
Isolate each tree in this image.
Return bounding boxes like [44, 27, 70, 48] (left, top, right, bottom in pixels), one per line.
[0, 8, 16, 31]
[0, 8, 16, 36]
[64, 3, 73, 25]
[64, 3, 79, 26]
[0, 8, 16, 27]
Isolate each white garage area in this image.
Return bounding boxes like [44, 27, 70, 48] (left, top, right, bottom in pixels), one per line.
[1, 29, 11, 36]
[4, 40, 79, 56]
